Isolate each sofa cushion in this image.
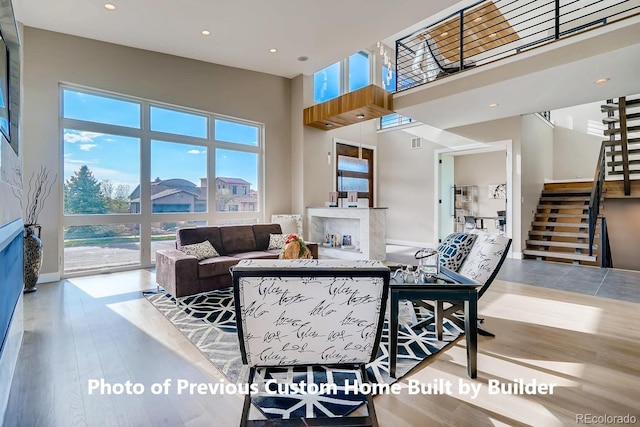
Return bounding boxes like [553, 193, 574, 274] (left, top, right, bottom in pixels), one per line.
[179, 241, 219, 260]
[177, 226, 223, 254]
[232, 251, 280, 260]
[198, 256, 239, 279]
[458, 230, 511, 286]
[253, 224, 283, 250]
[437, 233, 477, 271]
[267, 233, 287, 250]
[219, 225, 257, 254]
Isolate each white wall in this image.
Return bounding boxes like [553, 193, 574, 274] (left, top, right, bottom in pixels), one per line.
[553, 126, 602, 180]
[377, 130, 443, 246]
[22, 27, 294, 276]
[454, 151, 507, 234]
[520, 114, 554, 245]
[447, 117, 523, 253]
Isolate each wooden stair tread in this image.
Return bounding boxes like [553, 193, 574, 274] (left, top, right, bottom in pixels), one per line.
[532, 221, 590, 228]
[537, 204, 588, 210]
[609, 170, 640, 175]
[541, 189, 591, 195]
[603, 125, 640, 136]
[523, 249, 597, 262]
[526, 240, 593, 249]
[535, 213, 589, 218]
[607, 159, 640, 167]
[627, 98, 640, 107]
[529, 230, 594, 238]
[601, 103, 618, 112]
[604, 138, 640, 147]
[603, 112, 640, 124]
[540, 196, 590, 202]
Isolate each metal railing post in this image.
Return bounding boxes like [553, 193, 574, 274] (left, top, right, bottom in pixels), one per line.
[555, 0, 561, 39]
[459, 10, 465, 72]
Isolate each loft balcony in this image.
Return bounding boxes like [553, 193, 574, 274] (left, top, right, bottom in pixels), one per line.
[392, 0, 640, 130]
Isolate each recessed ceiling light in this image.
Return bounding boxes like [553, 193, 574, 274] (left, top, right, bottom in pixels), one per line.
[201, 30, 211, 36]
[104, 3, 116, 11]
[441, 32, 448, 37]
[356, 114, 365, 119]
[594, 78, 610, 84]
[269, 48, 278, 53]
[297, 56, 309, 62]
[489, 103, 498, 108]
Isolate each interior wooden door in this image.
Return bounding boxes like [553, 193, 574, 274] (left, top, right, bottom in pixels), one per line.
[335, 143, 374, 208]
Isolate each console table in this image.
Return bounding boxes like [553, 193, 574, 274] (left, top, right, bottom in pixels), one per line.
[307, 207, 387, 260]
[389, 267, 480, 379]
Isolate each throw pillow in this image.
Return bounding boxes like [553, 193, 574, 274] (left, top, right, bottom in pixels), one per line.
[179, 240, 219, 260]
[437, 233, 477, 272]
[458, 230, 510, 286]
[267, 233, 288, 250]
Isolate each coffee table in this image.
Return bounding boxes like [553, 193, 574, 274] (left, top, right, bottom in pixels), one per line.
[389, 266, 480, 379]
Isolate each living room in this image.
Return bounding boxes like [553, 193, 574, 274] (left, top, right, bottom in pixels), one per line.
[1, 0, 640, 425]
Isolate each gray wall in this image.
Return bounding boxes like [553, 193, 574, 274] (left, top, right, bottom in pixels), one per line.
[22, 27, 293, 277]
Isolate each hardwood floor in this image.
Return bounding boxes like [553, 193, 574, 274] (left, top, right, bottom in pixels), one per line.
[4, 269, 640, 426]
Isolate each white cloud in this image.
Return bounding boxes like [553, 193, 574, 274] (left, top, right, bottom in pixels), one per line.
[64, 131, 104, 144]
[187, 149, 204, 154]
[79, 144, 97, 151]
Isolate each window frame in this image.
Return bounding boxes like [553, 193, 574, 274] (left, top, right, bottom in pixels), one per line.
[313, 49, 373, 103]
[59, 84, 265, 276]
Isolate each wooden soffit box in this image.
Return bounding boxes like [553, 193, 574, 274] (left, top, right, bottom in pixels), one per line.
[303, 84, 394, 130]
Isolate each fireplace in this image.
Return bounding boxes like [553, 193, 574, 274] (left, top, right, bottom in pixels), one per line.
[0, 218, 23, 418]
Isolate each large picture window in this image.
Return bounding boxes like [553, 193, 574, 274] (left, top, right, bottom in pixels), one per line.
[61, 86, 263, 275]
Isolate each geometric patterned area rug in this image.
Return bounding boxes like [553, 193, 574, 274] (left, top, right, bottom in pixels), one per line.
[147, 288, 463, 419]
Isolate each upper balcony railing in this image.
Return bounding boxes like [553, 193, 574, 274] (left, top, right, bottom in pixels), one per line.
[395, 0, 640, 92]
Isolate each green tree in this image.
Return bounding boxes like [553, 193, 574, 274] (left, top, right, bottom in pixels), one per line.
[64, 165, 107, 214]
[100, 179, 131, 213]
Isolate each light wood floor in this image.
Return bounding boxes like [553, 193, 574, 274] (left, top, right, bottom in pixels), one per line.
[4, 270, 640, 427]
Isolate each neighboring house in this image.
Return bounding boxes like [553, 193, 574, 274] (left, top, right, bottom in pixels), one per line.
[128, 177, 256, 213]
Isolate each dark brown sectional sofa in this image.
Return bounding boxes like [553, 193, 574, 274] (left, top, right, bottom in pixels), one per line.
[155, 224, 318, 297]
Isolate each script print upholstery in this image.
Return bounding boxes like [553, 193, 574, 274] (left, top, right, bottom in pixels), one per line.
[235, 260, 386, 367]
[458, 230, 510, 285]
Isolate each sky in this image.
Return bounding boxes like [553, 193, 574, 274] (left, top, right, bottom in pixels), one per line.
[62, 90, 259, 193]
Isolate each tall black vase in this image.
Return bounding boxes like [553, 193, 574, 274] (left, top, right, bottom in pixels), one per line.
[23, 224, 43, 293]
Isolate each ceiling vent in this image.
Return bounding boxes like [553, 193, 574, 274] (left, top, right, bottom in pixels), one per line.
[411, 137, 422, 149]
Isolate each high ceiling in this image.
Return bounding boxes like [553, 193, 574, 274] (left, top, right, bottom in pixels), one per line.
[13, 0, 462, 78]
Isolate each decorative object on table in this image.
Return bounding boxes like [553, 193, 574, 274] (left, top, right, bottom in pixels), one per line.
[415, 248, 440, 282]
[279, 234, 312, 259]
[347, 191, 358, 207]
[328, 191, 338, 207]
[23, 166, 57, 293]
[488, 183, 506, 199]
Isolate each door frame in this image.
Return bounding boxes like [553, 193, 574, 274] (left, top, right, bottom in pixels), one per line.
[433, 140, 514, 255]
[332, 137, 377, 207]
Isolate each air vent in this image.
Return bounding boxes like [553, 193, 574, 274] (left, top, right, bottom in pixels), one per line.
[411, 137, 422, 149]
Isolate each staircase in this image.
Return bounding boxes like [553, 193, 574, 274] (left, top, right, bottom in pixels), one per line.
[603, 95, 640, 195]
[523, 183, 599, 265]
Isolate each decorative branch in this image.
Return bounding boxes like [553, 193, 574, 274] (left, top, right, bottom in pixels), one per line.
[25, 166, 57, 226]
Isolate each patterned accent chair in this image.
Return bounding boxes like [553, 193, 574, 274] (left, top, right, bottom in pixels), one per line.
[232, 259, 390, 426]
[418, 230, 511, 336]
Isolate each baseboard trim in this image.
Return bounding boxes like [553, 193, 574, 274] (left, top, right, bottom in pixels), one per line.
[386, 238, 433, 249]
[37, 272, 60, 284]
